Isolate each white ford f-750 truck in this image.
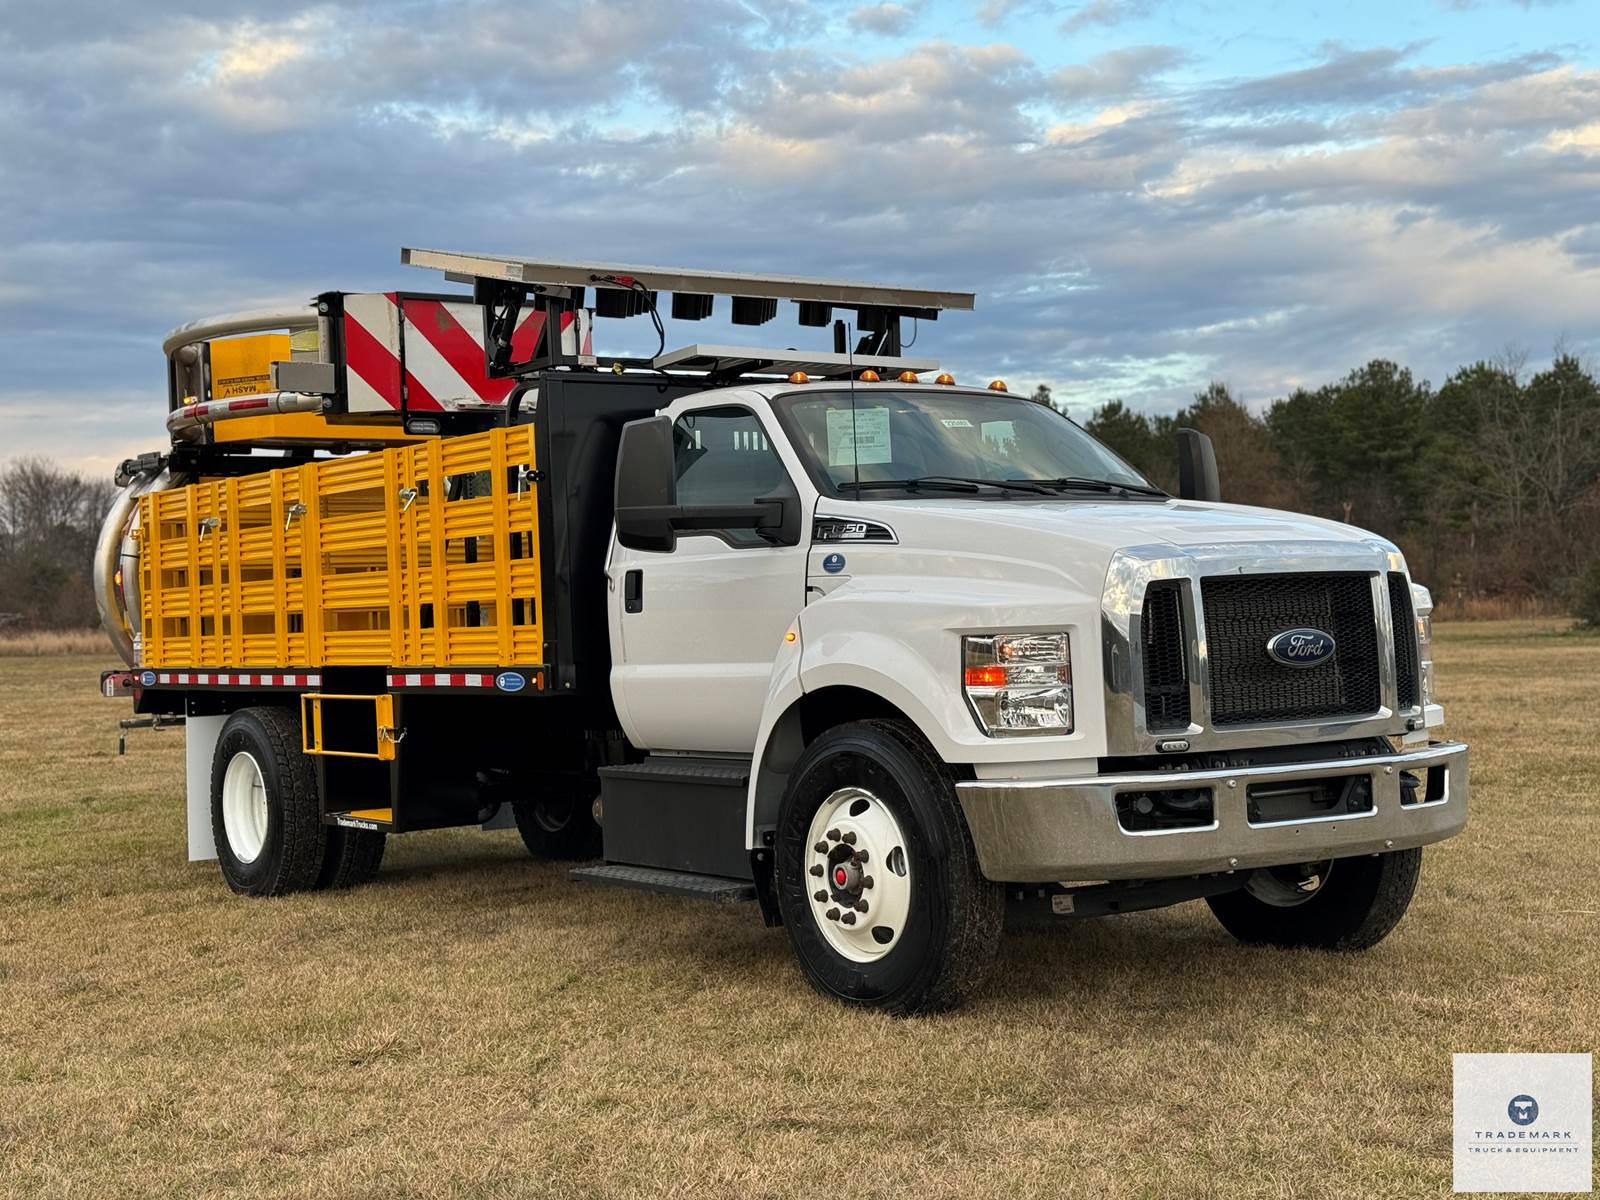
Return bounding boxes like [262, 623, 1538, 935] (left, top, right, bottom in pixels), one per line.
[98, 249, 1468, 1013]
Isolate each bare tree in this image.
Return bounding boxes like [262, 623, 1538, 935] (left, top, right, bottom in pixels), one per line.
[0, 458, 116, 630]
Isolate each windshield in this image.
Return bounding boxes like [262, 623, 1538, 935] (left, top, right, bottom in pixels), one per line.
[771, 388, 1155, 499]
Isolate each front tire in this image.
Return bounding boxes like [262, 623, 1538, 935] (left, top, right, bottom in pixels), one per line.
[1206, 848, 1423, 950]
[775, 720, 1003, 1015]
[210, 707, 327, 897]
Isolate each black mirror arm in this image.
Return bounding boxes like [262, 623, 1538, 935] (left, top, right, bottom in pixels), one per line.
[620, 503, 781, 531]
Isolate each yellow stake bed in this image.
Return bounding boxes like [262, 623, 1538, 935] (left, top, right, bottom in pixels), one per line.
[136, 425, 543, 671]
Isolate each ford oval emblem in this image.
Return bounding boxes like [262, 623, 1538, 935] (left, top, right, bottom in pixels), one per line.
[494, 671, 526, 693]
[1265, 627, 1336, 668]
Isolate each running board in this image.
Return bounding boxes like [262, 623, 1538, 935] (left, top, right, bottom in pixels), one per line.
[569, 864, 756, 903]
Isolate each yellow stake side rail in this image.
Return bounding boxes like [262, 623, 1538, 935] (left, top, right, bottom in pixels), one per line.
[138, 425, 542, 670]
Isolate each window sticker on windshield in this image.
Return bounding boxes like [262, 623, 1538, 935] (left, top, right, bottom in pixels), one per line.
[981, 420, 1018, 451]
[940, 418, 973, 428]
[827, 407, 893, 466]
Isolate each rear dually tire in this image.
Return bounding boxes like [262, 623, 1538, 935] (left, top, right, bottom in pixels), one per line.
[210, 706, 327, 897]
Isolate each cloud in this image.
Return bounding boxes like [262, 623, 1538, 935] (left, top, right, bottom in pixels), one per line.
[1437, 0, 1575, 9]
[1061, 0, 1159, 34]
[1051, 45, 1186, 103]
[848, 3, 918, 35]
[2, 9, 1598, 470]
[975, 0, 1049, 24]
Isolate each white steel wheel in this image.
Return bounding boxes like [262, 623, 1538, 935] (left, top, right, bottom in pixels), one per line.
[221, 750, 269, 864]
[804, 786, 913, 963]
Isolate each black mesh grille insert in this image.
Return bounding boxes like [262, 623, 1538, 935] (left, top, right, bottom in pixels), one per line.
[1200, 573, 1381, 726]
[1387, 572, 1419, 710]
[1141, 582, 1190, 731]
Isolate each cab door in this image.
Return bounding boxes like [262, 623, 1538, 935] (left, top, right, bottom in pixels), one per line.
[608, 403, 808, 753]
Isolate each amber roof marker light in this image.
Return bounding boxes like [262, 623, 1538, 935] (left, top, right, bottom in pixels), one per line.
[897, 370, 919, 383]
[987, 379, 1008, 392]
[858, 369, 881, 382]
[788, 371, 810, 384]
[935, 372, 956, 385]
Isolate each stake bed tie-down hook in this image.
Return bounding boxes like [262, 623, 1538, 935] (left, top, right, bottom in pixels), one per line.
[398, 487, 419, 512]
[197, 516, 220, 542]
[283, 501, 307, 532]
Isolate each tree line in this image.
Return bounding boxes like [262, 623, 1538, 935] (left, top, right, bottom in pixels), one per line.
[0, 459, 115, 631]
[2, 350, 1597, 634]
[1037, 351, 1600, 620]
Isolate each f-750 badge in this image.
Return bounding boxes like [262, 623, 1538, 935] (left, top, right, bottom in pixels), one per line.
[812, 517, 896, 543]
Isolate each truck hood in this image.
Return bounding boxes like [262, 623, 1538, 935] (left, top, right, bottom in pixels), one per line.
[823, 497, 1396, 593]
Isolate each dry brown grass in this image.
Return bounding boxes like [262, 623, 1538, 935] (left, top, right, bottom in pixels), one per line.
[1, 625, 1595, 1199]
[0, 628, 113, 656]
[1433, 595, 1568, 622]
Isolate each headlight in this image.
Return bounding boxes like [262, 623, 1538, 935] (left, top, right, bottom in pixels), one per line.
[1411, 583, 1434, 706]
[963, 632, 1073, 736]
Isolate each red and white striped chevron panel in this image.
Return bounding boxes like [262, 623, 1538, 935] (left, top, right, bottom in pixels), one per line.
[141, 671, 322, 687]
[385, 670, 544, 691]
[343, 293, 592, 413]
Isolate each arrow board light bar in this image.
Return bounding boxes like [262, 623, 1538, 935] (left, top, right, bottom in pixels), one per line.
[401, 248, 976, 312]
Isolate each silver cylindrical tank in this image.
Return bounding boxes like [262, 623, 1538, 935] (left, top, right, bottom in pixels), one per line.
[94, 468, 187, 666]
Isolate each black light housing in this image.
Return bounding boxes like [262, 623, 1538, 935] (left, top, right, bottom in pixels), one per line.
[671, 292, 713, 320]
[797, 301, 832, 327]
[595, 288, 656, 319]
[731, 296, 777, 325]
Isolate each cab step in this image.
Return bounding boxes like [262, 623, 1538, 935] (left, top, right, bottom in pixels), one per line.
[598, 755, 753, 880]
[569, 864, 757, 903]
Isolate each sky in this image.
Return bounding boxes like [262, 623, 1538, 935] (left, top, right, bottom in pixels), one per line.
[1, 0, 1598, 475]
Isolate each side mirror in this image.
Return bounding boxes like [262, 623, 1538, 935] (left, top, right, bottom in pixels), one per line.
[1175, 428, 1221, 503]
[615, 416, 677, 552]
[614, 417, 800, 550]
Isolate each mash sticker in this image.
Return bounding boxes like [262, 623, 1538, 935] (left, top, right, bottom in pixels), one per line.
[827, 407, 892, 467]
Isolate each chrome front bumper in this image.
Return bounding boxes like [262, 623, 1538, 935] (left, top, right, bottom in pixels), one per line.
[956, 741, 1468, 882]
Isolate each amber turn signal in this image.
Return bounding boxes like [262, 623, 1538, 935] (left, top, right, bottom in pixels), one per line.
[963, 665, 1009, 689]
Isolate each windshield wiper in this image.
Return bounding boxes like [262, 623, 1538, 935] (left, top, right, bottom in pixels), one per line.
[836, 477, 981, 494]
[838, 476, 1055, 496]
[1031, 476, 1169, 498]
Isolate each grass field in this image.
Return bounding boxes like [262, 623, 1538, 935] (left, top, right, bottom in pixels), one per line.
[1, 622, 1595, 1199]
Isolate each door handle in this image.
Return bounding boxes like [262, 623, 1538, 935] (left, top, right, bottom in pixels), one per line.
[623, 569, 643, 613]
